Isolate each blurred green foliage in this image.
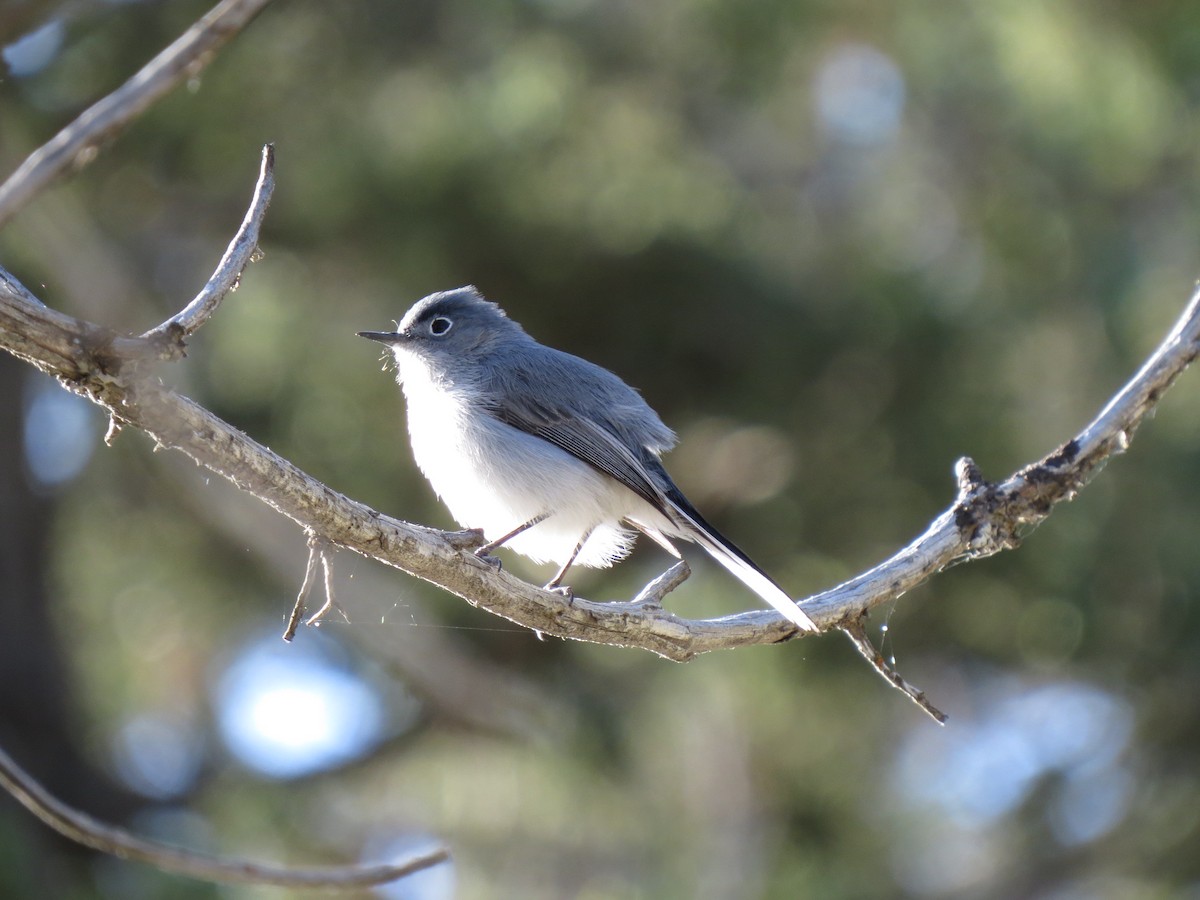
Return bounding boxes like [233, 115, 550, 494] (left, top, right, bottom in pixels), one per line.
[4, 0, 1200, 897]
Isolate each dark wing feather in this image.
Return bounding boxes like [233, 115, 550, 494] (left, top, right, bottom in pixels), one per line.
[484, 345, 675, 514]
[493, 404, 670, 515]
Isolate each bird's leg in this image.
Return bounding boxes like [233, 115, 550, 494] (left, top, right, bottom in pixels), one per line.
[544, 528, 594, 599]
[474, 512, 552, 568]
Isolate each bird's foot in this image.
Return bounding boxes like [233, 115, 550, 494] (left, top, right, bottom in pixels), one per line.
[473, 547, 503, 571]
[543, 582, 574, 603]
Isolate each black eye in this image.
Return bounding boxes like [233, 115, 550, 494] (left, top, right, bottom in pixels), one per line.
[429, 316, 453, 336]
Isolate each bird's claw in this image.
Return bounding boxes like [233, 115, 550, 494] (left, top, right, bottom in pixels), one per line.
[544, 583, 574, 603]
[473, 548, 502, 571]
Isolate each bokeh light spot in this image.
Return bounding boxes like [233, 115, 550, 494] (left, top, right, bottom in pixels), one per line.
[2, 20, 64, 77]
[813, 43, 906, 146]
[111, 713, 205, 800]
[215, 635, 388, 779]
[23, 377, 100, 488]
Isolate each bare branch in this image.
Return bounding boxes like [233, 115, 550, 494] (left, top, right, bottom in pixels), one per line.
[0, 142, 273, 371]
[284, 532, 325, 642]
[799, 284, 1200, 627]
[0, 0, 274, 230]
[0, 743, 449, 889]
[309, 541, 340, 625]
[136, 143, 276, 357]
[4, 146, 1200, 660]
[4, 266, 1199, 660]
[284, 533, 340, 640]
[842, 618, 947, 725]
[630, 560, 691, 608]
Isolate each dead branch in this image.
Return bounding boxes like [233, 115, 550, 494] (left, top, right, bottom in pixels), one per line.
[284, 533, 339, 640]
[3, 204, 1199, 659]
[135, 143, 276, 358]
[0, 0, 275, 230]
[842, 618, 947, 725]
[0, 744, 449, 888]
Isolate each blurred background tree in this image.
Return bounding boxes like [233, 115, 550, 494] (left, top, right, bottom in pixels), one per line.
[3, 1, 1200, 897]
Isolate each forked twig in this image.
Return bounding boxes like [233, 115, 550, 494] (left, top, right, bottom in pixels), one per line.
[842, 618, 947, 725]
[136, 144, 276, 357]
[283, 534, 343, 640]
[307, 544, 341, 625]
[283, 537, 320, 642]
[0, 0, 275, 230]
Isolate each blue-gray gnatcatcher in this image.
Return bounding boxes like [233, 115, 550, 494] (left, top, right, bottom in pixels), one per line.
[359, 286, 817, 632]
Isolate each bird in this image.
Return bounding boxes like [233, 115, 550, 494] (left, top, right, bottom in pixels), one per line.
[358, 286, 817, 632]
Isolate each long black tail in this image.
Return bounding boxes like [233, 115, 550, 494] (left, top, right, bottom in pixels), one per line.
[663, 486, 817, 632]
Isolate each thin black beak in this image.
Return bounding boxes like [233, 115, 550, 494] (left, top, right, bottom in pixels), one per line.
[357, 330, 403, 344]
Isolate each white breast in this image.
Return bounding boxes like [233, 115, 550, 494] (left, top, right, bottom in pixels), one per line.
[396, 352, 657, 568]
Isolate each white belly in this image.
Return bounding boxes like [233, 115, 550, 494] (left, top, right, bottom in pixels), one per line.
[399, 362, 653, 568]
